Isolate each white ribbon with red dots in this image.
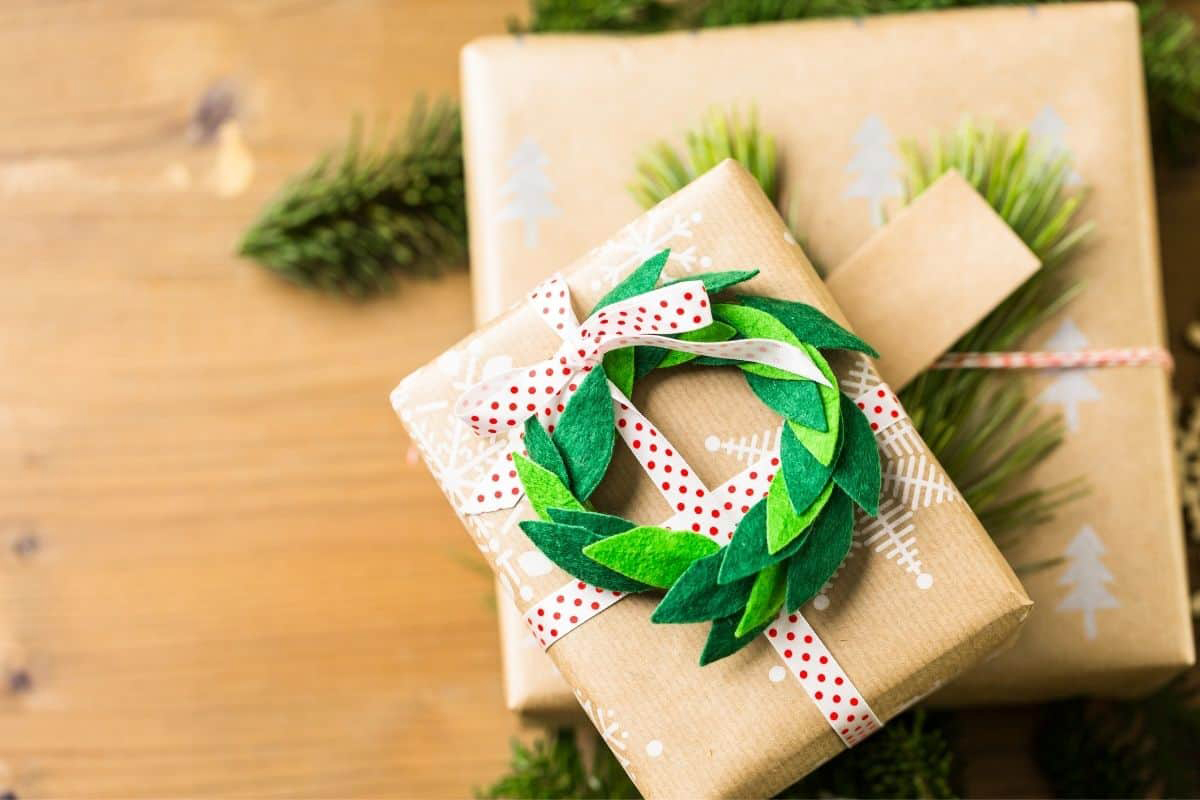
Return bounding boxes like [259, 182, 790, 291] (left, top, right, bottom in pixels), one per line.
[455, 276, 828, 514]
[470, 274, 885, 749]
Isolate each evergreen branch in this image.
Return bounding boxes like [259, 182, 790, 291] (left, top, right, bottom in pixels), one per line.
[238, 96, 467, 296]
[1140, 0, 1200, 162]
[509, 0, 676, 32]
[478, 728, 639, 799]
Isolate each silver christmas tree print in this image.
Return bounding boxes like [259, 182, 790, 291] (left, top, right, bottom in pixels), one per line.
[844, 115, 902, 228]
[497, 137, 560, 248]
[1056, 524, 1119, 639]
[1029, 106, 1083, 186]
[1037, 318, 1101, 432]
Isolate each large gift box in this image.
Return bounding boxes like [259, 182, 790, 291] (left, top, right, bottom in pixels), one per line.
[460, 1, 1194, 708]
[394, 161, 1031, 797]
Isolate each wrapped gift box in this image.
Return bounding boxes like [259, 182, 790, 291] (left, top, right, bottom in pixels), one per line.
[394, 161, 1031, 797]
[460, 1, 1193, 708]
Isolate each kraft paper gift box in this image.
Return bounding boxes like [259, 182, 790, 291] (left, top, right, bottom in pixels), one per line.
[393, 161, 1032, 798]
[459, 1, 1194, 709]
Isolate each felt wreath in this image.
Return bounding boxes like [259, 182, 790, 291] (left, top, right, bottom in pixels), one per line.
[514, 251, 882, 665]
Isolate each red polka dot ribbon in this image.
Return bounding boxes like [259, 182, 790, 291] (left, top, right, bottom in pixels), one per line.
[930, 347, 1173, 371]
[455, 275, 830, 514]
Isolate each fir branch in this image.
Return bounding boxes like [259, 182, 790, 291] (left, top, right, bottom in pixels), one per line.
[1140, 1, 1200, 162]
[1034, 677, 1200, 799]
[509, 0, 676, 32]
[478, 728, 639, 799]
[238, 96, 466, 297]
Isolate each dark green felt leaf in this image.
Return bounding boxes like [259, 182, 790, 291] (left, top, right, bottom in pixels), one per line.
[779, 423, 834, 517]
[591, 249, 669, 312]
[603, 348, 635, 397]
[523, 417, 569, 488]
[582, 526, 720, 589]
[663, 269, 759, 295]
[552, 367, 615, 500]
[546, 507, 635, 536]
[789, 346, 842, 466]
[633, 346, 669, 381]
[519, 520, 650, 593]
[650, 549, 754, 624]
[656, 322, 737, 368]
[738, 296, 879, 357]
[786, 493, 856, 612]
[766, 467, 834, 554]
[699, 613, 771, 666]
[746, 372, 826, 431]
[833, 393, 882, 516]
[514, 453, 584, 520]
[723, 488, 852, 585]
[735, 561, 786, 636]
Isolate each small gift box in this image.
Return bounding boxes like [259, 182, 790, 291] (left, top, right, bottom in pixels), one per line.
[459, 2, 1194, 707]
[394, 161, 1030, 797]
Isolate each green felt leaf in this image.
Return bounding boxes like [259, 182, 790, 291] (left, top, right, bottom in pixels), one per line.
[833, 393, 882, 516]
[786, 493, 856, 612]
[592, 249, 669, 312]
[712, 303, 815, 382]
[650, 549, 754, 624]
[523, 417, 569, 488]
[699, 613, 771, 666]
[519, 520, 650, 593]
[633, 346, 669, 380]
[738, 296, 880, 357]
[552, 367, 615, 500]
[767, 464, 835, 554]
[778, 423, 834, 517]
[663, 269, 759, 295]
[735, 561, 786, 636]
[789, 346, 842, 466]
[513, 453, 585, 520]
[656, 322, 737, 368]
[603, 348, 635, 397]
[723, 489, 852, 585]
[582, 526, 720, 589]
[745, 372, 827, 431]
[546, 507, 635, 536]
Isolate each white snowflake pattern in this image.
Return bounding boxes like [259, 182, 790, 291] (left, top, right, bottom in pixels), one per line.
[857, 499, 933, 589]
[575, 689, 642, 774]
[589, 208, 709, 291]
[704, 426, 783, 464]
[882, 454, 958, 509]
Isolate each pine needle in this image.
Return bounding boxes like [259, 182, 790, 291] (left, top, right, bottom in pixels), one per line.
[478, 728, 639, 799]
[238, 96, 466, 297]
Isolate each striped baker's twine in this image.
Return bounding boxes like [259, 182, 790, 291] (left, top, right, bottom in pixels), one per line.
[929, 347, 1173, 371]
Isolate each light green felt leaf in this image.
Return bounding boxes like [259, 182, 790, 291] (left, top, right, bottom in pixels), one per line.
[722, 487, 852, 585]
[788, 346, 841, 466]
[519, 521, 650, 593]
[603, 348, 635, 397]
[513, 453, 584, 520]
[786, 492, 856, 612]
[592, 249, 669, 312]
[735, 562, 786, 636]
[767, 464, 835, 554]
[582, 526, 720, 589]
[546, 507, 635, 536]
[712, 303, 814, 382]
[737, 296, 880, 357]
[657, 322, 737, 368]
[745, 372, 826, 431]
[523, 417, 569, 488]
[699, 613, 772, 666]
[552, 367, 615, 500]
[650, 549, 754, 624]
[662, 269, 759, 295]
[833, 393, 882, 516]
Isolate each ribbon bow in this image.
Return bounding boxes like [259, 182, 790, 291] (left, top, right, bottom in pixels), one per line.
[454, 274, 828, 513]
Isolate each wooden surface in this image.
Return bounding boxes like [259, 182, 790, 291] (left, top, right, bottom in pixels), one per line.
[0, 1, 1195, 798]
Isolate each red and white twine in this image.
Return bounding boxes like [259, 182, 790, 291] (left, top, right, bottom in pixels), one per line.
[930, 347, 1173, 371]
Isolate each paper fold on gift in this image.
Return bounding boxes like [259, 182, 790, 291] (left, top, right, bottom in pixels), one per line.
[394, 161, 1032, 798]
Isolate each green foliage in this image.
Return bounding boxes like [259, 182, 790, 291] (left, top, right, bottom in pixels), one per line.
[477, 728, 639, 799]
[522, 0, 1200, 162]
[1034, 678, 1200, 799]
[238, 96, 466, 296]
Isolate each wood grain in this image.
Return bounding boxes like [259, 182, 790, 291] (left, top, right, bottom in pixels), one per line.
[0, 1, 1195, 798]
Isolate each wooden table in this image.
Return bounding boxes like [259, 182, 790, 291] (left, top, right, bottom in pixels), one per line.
[0, 2, 1195, 798]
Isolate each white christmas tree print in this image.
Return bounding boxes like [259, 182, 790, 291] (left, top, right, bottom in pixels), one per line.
[1037, 318, 1101, 432]
[497, 138, 560, 248]
[704, 426, 783, 464]
[881, 454, 958, 509]
[1029, 106, 1083, 186]
[1056, 525, 1119, 639]
[589, 207, 709, 291]
[844, 115, 902, 228]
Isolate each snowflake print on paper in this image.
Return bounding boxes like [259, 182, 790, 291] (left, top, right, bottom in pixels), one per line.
[704, 426, 783, 464]
[1056, 524, 1119, 639]
[497, 138, 560, 248]
[574, 688, 658, 776]
[589, 208, 709, 292]
[857, 499, 933, 589]
[882, 455, 958, 509]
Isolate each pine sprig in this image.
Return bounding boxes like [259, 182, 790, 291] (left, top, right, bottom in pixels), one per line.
[478, 728, 639, 799]
[509, 0, 676, 32]
[1140, 0, 1200, 161]
[238, 96, 466, 296]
